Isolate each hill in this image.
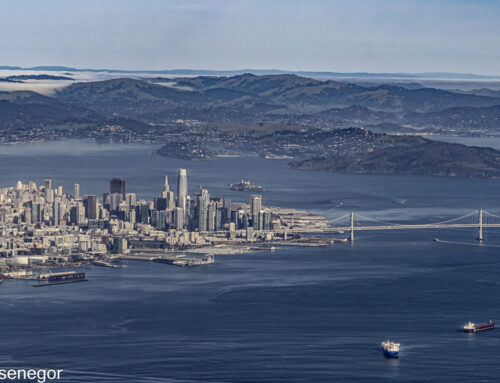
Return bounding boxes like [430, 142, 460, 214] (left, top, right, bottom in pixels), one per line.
[291, 139, 500, 178]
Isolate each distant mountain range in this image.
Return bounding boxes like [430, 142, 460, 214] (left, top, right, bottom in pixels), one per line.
[1, 65, 500, 80]
[1, 73, 500, 136]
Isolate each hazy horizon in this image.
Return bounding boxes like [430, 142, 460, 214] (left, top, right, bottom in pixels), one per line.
[1, 0, 499, 75]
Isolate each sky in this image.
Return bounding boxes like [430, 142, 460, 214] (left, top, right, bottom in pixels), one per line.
[1, 0, 500, 75]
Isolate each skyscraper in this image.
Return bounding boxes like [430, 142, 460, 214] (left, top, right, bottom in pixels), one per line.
[52, 201, 61, 226]
[174, 207, 184, 230]
[162, 175, 170, 198]
[74, 183, 80, 200]
[207, 203, 215, 232]
[110, 178, 126, 197]
[198, 188, 209, 232]
[85, 195, 97, 219]
[44, 179, 52, 192]
[177, 168, 188, 221]
[250, 195, 262, 216]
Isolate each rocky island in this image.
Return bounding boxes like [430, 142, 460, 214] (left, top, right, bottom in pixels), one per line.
[228, 180, 265, 192]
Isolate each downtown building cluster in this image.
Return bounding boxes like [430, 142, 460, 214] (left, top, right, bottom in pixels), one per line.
[0, 169, 280, 266]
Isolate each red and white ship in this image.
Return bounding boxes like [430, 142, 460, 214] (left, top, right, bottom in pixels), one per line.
[463, 320, 495, 333]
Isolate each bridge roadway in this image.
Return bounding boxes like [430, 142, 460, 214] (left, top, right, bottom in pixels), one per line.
[288, 223, 500, 233]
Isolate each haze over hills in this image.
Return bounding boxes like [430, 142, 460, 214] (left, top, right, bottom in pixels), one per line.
[2, 65, 500, 80]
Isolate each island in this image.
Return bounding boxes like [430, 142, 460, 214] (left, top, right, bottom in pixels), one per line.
[228, 180, 265, 192]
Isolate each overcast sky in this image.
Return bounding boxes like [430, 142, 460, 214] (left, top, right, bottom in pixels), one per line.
[1, 0, 499, 74]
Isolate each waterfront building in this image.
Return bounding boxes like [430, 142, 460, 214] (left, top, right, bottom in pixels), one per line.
[262, 210, 271, 231]
[246, 226, 254, 240]
[112, 236, 127, 254]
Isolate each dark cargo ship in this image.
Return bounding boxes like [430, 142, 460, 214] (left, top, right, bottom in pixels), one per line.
[462, 320, 495, 333]
[33, 271, 87, 287]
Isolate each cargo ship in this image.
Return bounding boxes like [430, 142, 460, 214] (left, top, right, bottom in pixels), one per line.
[381, 340, 400, 358]
[33, 271, 87, 287]
[462, 320, 495, 333]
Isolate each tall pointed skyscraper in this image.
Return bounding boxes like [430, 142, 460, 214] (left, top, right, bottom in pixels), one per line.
[177, 169, 188, 221]
[162, 175, 170, 198]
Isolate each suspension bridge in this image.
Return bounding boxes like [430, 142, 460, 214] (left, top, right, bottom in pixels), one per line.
[292, 209, 500, 242]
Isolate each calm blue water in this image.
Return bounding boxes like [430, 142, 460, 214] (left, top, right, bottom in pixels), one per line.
[1, 141, 500, 382]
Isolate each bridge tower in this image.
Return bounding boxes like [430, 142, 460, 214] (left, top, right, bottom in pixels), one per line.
[477, 209, 484, 241]
[349, 212, 354, 242]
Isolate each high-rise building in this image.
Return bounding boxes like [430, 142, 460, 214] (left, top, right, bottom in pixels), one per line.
[32, 202, 42, 223]
[262, 210, 272, 231]
[70, 203, 85, 225]
[46, 189, 54, 204]
[44, 179, 52, 192]
[174, 207, 184, 230]
[207, 203, 215, 232]
[24, 207, 31, 224]
[109, 193, 123, 212]
[138, 203, 149, 224]
[198, 188, 209, 231]
[110, 178, 126, 197]
[215, 208, 222, 231]
[252, 214, 260, 230]
[74, 184, 80, 200]
[162, 175, 170, 198]
[112, 236, 127, 254]
[126, 193, 136, 208]
[154, 197, 167, 210]
[165, 190, 175, 210]
[250, 195, 262, 216]
[85, 195, 97, 219]
[177, 168, 188, 218]
[53, 201, 62, 226]
[223, 198, 232, 224]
